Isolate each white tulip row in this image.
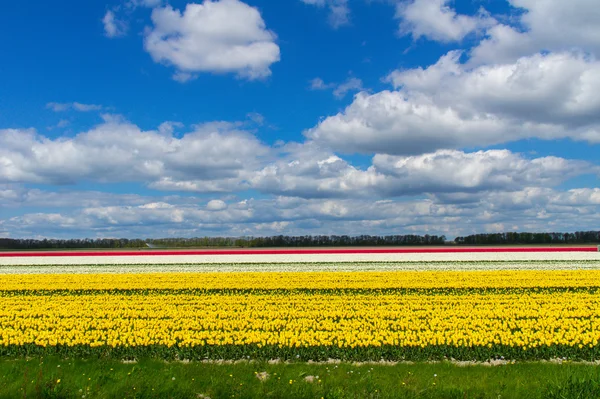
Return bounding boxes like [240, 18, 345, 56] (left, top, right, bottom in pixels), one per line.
[0, 251, 599, 266]
[1, 260, 600, 274]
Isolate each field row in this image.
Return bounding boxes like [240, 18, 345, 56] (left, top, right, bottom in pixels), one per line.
[1, 251, 599, 265]
[1, 289, 599, 360]
[2, 270, 600, 291]
[1, 270, 600, 361]
[2, 260, 600, 274]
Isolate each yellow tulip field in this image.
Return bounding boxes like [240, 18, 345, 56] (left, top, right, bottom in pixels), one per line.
[1, 269, 600, 360]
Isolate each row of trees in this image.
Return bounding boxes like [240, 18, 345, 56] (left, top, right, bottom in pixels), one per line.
[2, 231, 599, 250]
[0, 238, 147, 250]
[146, 234, 447, 248]
[0, 234, 445, 249]
[454, 231, 600, 245]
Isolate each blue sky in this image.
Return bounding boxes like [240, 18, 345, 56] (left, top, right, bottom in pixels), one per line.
[1, 0, 600, 239]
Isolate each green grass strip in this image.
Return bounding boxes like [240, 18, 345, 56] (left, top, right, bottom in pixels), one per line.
[2, 356, 600, 398]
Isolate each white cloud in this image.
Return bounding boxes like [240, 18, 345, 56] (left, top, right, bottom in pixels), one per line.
[102, 10, 127, 38]
[4, 185, 600, 239]
[470, 0, 600, 64]
[396, 0, 495, 42]
[0, 121, 268, 191]
[372, 150, 594, 195]
[206, 199, 228, 211]
[308, 51, 600, 154]
[389, 51, 600, 127]
[301, 0, 350, 29]
[394, 0, 600, 62]
[5, 115, 593, 205]
[144, 0, 280, 81]
[46, 102, 103, 112]
[250, 143, 593, 199]
[251, 143, 379, 198]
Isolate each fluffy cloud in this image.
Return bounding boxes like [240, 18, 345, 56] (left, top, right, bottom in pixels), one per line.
[0, 121, 268, 191]
[251, 143, 380, 198]
[396, 0, 494, 42]
[2, 117, 594, 200]
[4, 185, 600, 239]
[307, 51, 600, 154]
[389, 52, 600, 128]
[206, 199, 228, 211]
[300, 0, 350, 29]
[394, 0, 600, 60]
[251, 144, 594, 198]
[144, 0, 280, 81]
[470, 0, 600, 64]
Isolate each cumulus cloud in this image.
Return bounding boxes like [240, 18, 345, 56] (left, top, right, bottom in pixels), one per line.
[307, 51, 600, 154]
[394, 0, 600, 60]
[144, 0, 281, 81]
[470, 0, 600, 64]
[102, 10, 127, 38]
[0, 121, 268, 191]
[300, 0, 350, 29]
[4, 185, 600, 239]
[206, 199, 228, 211]
[251, 143, 594, 199]
[251, 143, 379, 198]
[372, 150, 594, 194]
[2, 116, 594, 201]
[396, 0, 495, 42]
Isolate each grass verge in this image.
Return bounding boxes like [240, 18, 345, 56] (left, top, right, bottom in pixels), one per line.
[1, 357, 600, 398]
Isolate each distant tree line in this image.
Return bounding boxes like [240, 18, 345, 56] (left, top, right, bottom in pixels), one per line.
[454, 231, 600, 245]
[0, 238, 147, 250]
[0, 234, 445, 250]
[1, 231, 599, 250]
[146, 234, 446, 248]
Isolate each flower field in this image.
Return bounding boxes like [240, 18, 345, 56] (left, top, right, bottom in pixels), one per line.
[1, 248, 600, 362]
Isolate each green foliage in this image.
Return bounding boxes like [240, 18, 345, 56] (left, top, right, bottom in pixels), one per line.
[543, 373, 600, 399]
[1, 343, 599, 362]
[454, 231, 600, 245]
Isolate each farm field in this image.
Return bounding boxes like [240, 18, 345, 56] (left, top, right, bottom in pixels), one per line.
[1, 247, 600, 398]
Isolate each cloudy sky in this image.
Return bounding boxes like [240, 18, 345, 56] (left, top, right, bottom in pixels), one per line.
[1, 0, 599, 239]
